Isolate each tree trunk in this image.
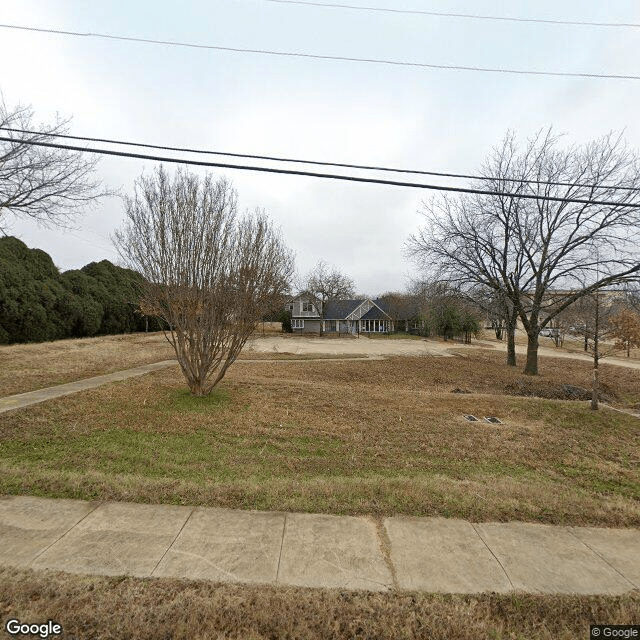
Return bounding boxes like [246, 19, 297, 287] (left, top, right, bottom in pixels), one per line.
[590, 366, 599, 410]
[523, 333, 539, 375]
[591, 295, 600, 410]
[506, 319, 516, 367]
[189, 378, 207, 397]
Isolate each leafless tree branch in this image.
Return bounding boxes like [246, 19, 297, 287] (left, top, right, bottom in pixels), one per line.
[114, 165, 295, 396]
[0, 99, 108, 230]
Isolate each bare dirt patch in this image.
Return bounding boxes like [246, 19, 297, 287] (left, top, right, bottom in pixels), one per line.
[245, 335, 456, 357]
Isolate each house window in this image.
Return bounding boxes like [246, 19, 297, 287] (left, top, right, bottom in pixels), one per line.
[292, 319, 304, 329]
[362, 319, 388, 332]
[286, 304, 293, 312]
[325, 320, 336, 332]
[302, 301, 315, 313]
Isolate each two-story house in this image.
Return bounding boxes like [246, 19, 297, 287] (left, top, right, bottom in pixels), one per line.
[286, 292, 394, 334]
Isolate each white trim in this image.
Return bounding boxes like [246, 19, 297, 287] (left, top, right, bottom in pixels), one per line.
[361, 319, 391, 333]
[292, 319, 304, 329]
[347, 299, 373, 321]
[368, 299, 393, 319]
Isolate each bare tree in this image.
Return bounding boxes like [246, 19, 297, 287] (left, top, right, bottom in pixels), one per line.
[609, 309, 640, 357]
[0, 99, 105, 230]
[582, 291, 619, 410]
[407, 133, 530, 367]
[114, 166, 295, 396]
[305, 260, 355, 334]
[408, 130, 640, 375]
[377, 291, 420, 333]
[624, 284, 640, 314]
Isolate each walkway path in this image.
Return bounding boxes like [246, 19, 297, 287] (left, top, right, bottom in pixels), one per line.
[0, 361, 178, 414]
[0, 356, 383, 414]
[465, 338, 640, 372]
[1, 496, 638, 594]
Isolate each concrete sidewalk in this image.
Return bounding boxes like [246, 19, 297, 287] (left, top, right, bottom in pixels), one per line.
[0, 361, 178, 414]
[1, 496, 638, 594]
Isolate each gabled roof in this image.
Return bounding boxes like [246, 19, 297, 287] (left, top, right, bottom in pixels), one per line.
[361, 302, 392, 320]
[323, 299, 363, 319]
[373, 297, 423, 320]
[288, 290, 319, 303]
[324, 298, 393, 320]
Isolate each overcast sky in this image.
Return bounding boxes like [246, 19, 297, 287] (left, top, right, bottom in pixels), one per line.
[2, 0, 640, 294]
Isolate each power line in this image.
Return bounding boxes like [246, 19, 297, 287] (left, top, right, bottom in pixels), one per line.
[2, 126, 639, 192]
[64, 230, 115, 254]
[2, 135, 639, 208]
[265, 0, 640, 30]
[1, 22, 639, 81]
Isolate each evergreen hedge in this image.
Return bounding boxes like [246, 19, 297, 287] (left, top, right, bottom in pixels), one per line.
[0, 236, 160, 344]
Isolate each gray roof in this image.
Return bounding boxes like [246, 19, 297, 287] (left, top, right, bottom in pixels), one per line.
[373, 297, 423, 320]
[323, 299, 363, 319]
[360, 301, 392, 320]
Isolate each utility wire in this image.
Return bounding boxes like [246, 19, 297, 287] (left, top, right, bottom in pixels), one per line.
[64, 230, 116, 254]
[265, 0, 640, 30]
[2, 126, 639, 192]
[2, 135, 639, 208]
[1, 22, 639, 81]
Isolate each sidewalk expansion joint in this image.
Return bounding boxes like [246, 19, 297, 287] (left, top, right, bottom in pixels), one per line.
[370, 517, 399, 590]
[150, 507, 195, 577]
[275, 512, 288, 585]
[470, 522, 515, 591]
[28, 501, 104, 566]
[567, 528, 638, 590]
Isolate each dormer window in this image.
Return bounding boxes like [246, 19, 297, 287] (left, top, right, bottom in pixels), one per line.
[302, 301, 315, 313]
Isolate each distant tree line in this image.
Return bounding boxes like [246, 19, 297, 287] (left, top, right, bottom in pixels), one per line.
[0, 236, 161, 344]
[380, 285, 482, 343]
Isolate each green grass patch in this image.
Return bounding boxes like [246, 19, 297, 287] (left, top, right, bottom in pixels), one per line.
[161, 387, 230, 412]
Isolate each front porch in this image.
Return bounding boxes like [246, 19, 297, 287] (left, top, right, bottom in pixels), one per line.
[322, 319, 393, 334]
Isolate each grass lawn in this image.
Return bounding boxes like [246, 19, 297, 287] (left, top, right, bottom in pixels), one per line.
[0, 332, 175, 396]
[1, 351, 638, 527]
[1, 567, 638, 640]
[0, 332, 371, 397]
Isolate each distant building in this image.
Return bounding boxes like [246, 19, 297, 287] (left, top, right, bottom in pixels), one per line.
[286, 292, 394, 334]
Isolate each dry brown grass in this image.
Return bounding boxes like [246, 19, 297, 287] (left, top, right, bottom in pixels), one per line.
[253, 321, 284, 334]
[481, 329, 640, 361]
[0, 567, 638, 640]
[236, 352, 369, 360]
[0, 333, 174, 396]
[1, 351, 638, 526]
[426, 348, 640, 407]
[0, 331, 369, 397]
